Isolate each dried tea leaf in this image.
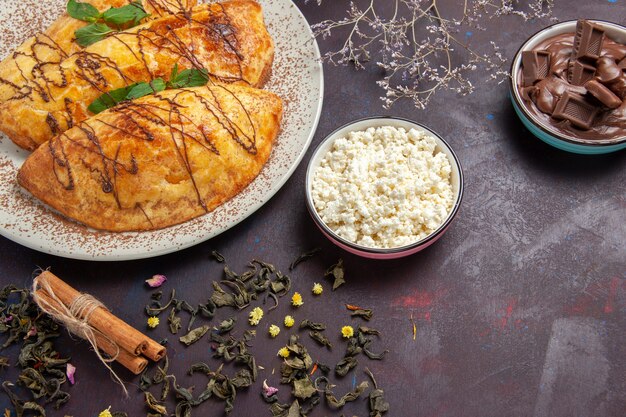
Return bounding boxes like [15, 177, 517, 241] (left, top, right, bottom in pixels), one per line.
[325, 259, 345, 290]
[289, 248, 321, 271]
[144, 391, 167, 415]
[2, 381, 46, 417]
[299, 320, 326, 331]
[325, 380, 369, 409]
[210, 250, 225, 262]
[309, 331, 332, 350]
[335, 356, 358, 377]
[179, 325, 209, 346]
[270, 272, 291, 296]
[266, 293, 279, 311]
[292, 377, 316, 400]
[346, 305, 373, 321]
[269, 400, 301, 417]
[168, 307, 182, 334]
[214, 318, 236, 334]
[365, 368, 389, 417]
[145, 289, 176, 316]
[210, 282, 237, 308]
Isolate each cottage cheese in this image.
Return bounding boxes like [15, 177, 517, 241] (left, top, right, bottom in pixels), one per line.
[311, 126, 454, 249]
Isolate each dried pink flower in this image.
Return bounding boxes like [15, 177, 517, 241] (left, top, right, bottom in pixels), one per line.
[24, 326, 36, 339]
[262, 379, 278, 397]
[145, 274, 167, 288]
[66, 363, 76, 385]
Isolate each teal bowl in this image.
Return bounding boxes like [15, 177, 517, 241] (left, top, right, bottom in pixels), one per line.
[509, 20, 626, 155]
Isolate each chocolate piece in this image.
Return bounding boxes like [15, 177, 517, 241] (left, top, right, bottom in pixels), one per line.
[567, 60, 596, 85]
[619, 57, 626, 70]
[606, 75, 626, 100]
[584, 79, 622, 109]
[572, 20, 604, 61]
[521, 50, 551, 86]
[552, 92, 599, 130]
[596, 56, 622, 84]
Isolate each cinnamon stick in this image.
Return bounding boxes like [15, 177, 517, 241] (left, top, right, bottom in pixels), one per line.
[35, 289, 148, 375]
[33, 270, 164, 360]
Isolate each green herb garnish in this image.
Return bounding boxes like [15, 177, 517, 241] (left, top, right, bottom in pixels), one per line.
[74, 22, 114, 47]
[87, 65, 209, 114]
[67, 0, 149, 47]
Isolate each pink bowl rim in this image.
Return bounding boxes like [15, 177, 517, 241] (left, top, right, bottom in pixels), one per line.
[305, 116, 464, 255]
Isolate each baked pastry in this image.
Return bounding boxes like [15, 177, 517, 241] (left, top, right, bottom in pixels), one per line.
[17, 83, 283, 232]
[0, 0, 197, 103]
[0, 0, 274, 150]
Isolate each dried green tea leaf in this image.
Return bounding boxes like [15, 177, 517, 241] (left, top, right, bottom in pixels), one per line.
[289, 248, 321, 271]
[365, 368, 389, 417]
[168, 307, 182, 334]
[335, 356, 358, 377]
[270, 271, 291, 296]
[299, 320, 326, 331]
[214, 318, 236, 334]
[144, 391, 167, 415]
[269, 400, 300, 417]
[0, 356, 9, 369]
[231, 369, 253, 388]
[2, 381, 46, 417]
[350, 308, 373, 321]
[179, 325, 209, 346]
[145, 289, 175, 316]
[266, 293, 279, 311]
[325, 381, 369, 409]
[292, 377, 316, 400]
[210, 250, 225, 263]
[325, 259, 345, 290]
[309, 331, 332, 350]
[210, 282, 237, 308]
[197, 299, 217, 320]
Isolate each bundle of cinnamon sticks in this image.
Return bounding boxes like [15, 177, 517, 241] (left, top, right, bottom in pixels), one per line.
[33, 270, 165, 375]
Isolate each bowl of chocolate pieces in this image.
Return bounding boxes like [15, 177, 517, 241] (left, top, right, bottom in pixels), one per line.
[510, 19, 626, 154]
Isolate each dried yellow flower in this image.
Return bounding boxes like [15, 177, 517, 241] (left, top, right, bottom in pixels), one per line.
[277, 347, 290, 358]
[249, 307, 264, 326]
[269, 324, 280, 338]
[284, 315, 295, 328]
[147, 316, 159, 329]
[291, 292, 303, 307]
[98, 407, 113, 417]
[312, 283, 323, 295]
[341, 325, 354, 339]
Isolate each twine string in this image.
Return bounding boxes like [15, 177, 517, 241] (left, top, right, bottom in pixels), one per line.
[31, 275, 129, 396]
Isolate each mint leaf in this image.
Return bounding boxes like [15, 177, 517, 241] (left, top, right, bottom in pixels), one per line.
[168, 68, 209, 89]
[126, 79, 166, 100]
[74, 23, 113, 47]
[67, 0, 100, 22]
[88, 84, 135, 114]
[102, 2, 149, 26]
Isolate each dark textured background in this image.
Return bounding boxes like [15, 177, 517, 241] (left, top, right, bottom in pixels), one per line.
[1, 1, 625, 416]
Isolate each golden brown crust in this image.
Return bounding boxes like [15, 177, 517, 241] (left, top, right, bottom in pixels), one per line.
[0, 0, 274, 151]
[0, 0, 197, 103]
[18, 83, 283, 232]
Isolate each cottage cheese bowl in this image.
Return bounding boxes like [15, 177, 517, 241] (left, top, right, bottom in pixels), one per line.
[306, 117, 463, 259]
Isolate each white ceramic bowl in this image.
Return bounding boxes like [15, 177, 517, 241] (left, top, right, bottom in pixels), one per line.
[510, 20, 626, 154]
[305, 117, 464, 259]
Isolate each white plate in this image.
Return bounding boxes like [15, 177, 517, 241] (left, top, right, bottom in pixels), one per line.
[0, 0, 323, 260]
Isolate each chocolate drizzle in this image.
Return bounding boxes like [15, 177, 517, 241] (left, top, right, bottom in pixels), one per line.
[0, 0, 194, 103]
[0, 2, 259, 149]
[45, 84, 259, 222]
